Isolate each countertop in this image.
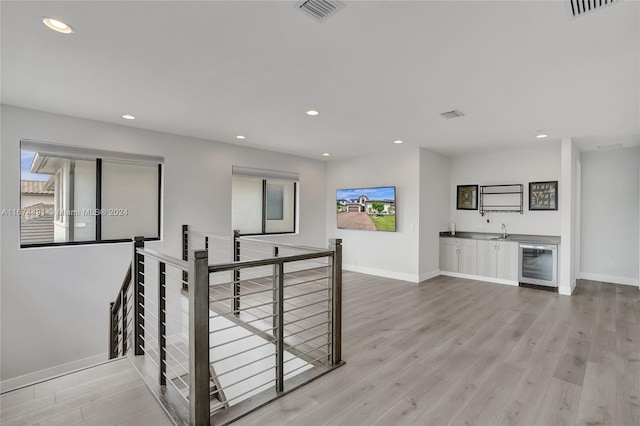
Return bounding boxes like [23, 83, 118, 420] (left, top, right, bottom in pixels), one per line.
[439, 231, 561, 245]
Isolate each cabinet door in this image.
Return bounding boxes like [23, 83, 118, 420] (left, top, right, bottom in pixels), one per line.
[496, 241, 519, 280]
[476, 240, 497, 278]
[440, 240, 459, 272]
[458, 244, 477, 275]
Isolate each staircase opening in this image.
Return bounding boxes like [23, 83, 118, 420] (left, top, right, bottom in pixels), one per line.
[109, 226, 344, 425]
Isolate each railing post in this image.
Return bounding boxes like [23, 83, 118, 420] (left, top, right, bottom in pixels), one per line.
[182, 224, 189, 291]
[233, 230, 241, 316]
[275, 261, 285, 393]
[272, 246, 279, 332]
[109, 302, 117, 359]
[158, 261, 167, 386]
[328, 238, 342, 365]
[133, 236, 145, 356]
[189, 249, 210, 426]
[121, 286, 127, 356]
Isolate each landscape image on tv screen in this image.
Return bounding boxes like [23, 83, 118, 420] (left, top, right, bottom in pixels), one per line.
[336, 186, 396, 232]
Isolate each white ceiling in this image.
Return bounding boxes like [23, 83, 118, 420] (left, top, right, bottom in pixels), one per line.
[1, 0, 639, 160]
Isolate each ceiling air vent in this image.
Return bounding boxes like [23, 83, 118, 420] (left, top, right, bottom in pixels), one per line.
[567, 0, 620, 19]
[440, 110, 465, 119]
[296, 0, 345, 22]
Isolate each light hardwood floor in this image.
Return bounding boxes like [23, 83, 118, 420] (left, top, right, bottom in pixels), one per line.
[1, 272, 639, 426]
[236, 272, 640, 426]
[0, 358, 173, 426]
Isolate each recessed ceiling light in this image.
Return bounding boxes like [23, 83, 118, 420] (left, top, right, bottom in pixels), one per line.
[236, 135, 246, 140]
[394, 140, 404, 144]
[122, 114, 136, 120]
[42, 17, 75, 34]
[306, 110, 320, 116]
[322, 153, 330, 157]
[536, 133, 549, 139]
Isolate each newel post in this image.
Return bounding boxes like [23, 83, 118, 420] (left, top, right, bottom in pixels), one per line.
[133, 236, 145, 356]
[328, 238, 342, 364]
[182, 224, 189, 290]
[189, 249, 210, 426]
[233, 230, 241, 316]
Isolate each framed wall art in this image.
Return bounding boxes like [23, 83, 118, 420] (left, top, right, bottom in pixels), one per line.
[456, 185, 478, 210]
[529, 181, 558, 211]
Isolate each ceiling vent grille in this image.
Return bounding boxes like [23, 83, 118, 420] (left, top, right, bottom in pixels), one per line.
[567, 0, 620, 19]
[440, 110, 465, 119]
[296, 0, 345, 22]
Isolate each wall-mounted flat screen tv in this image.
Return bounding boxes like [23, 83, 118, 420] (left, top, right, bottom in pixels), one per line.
[336, 186, 396, 232]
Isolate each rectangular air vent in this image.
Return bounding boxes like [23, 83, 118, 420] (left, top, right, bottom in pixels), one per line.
[296, 0, 345, 22]
[567, 0, 620, 19]
[596, 143, 623, 150]
[440, 110, 465, 119]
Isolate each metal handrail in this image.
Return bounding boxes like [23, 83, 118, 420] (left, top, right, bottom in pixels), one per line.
[110, 227, 343, 426]
[136, 248, 188, 271]
[109, 261, 132, 359]
[186, 228, 232, 242]
[238, 236, 330, 253]
[208, 250, 334, 274]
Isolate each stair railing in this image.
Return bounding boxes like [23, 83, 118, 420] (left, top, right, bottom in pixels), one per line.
[109, 261, 133, 359]
[110, 228, 343, 425]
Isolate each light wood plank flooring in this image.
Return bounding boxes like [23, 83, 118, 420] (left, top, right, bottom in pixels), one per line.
[2, 273, 639, 425]
[236, 272, 640, 426]
[0, 358, 173, 426]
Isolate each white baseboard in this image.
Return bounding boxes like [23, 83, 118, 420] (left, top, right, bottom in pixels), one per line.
[440, 271, 480, 281]
[440, 271, 518, 287]
[476, 276, 519, 287]
[419, 269, 441, 283]
[558, 285, 574, 296]
[578, 272, 639, 287]
[343, 264, 420, 283]
[0, 353, 108, 393]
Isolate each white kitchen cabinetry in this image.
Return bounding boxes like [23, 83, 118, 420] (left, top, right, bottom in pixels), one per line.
[440, 238, 477, 275]
[476, 240, 518, 281]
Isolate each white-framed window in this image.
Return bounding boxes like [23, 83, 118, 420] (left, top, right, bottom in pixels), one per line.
[231, 167, 298, 236]
[19, 140, 162, 247]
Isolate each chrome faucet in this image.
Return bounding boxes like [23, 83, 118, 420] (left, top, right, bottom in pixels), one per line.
[502, 223, 507, 239]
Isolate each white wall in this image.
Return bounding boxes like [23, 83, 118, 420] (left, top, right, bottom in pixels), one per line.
[0, 105, 327, 389]
[449, 144, 562, 236]
[326, 148, 421, 282]
[560, 138, 579, 295]
[580, 147, 640, 286]
[419, 148, 451, 281]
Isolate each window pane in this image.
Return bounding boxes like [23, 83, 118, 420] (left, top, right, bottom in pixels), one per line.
[266, 183, 284, 220]
[232, 175, 263, 234]
[101, 160, 159, 240]
[20, 150, 96, 245]
[69, 159, 97, 242]
[265, 179, 295, 233]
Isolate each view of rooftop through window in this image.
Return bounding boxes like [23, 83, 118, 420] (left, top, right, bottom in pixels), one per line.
[19, 143, 162, 247]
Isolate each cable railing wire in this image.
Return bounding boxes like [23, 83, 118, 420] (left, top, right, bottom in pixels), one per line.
[108, 230, 342, 426]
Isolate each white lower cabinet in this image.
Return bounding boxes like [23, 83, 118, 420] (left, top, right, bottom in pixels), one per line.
[476, 240, 518, 281]
[439, 238, 477, 275]
[441, 237, 518, 283]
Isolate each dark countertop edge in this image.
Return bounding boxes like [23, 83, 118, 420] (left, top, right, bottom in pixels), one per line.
[439, 231, 561, 245]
